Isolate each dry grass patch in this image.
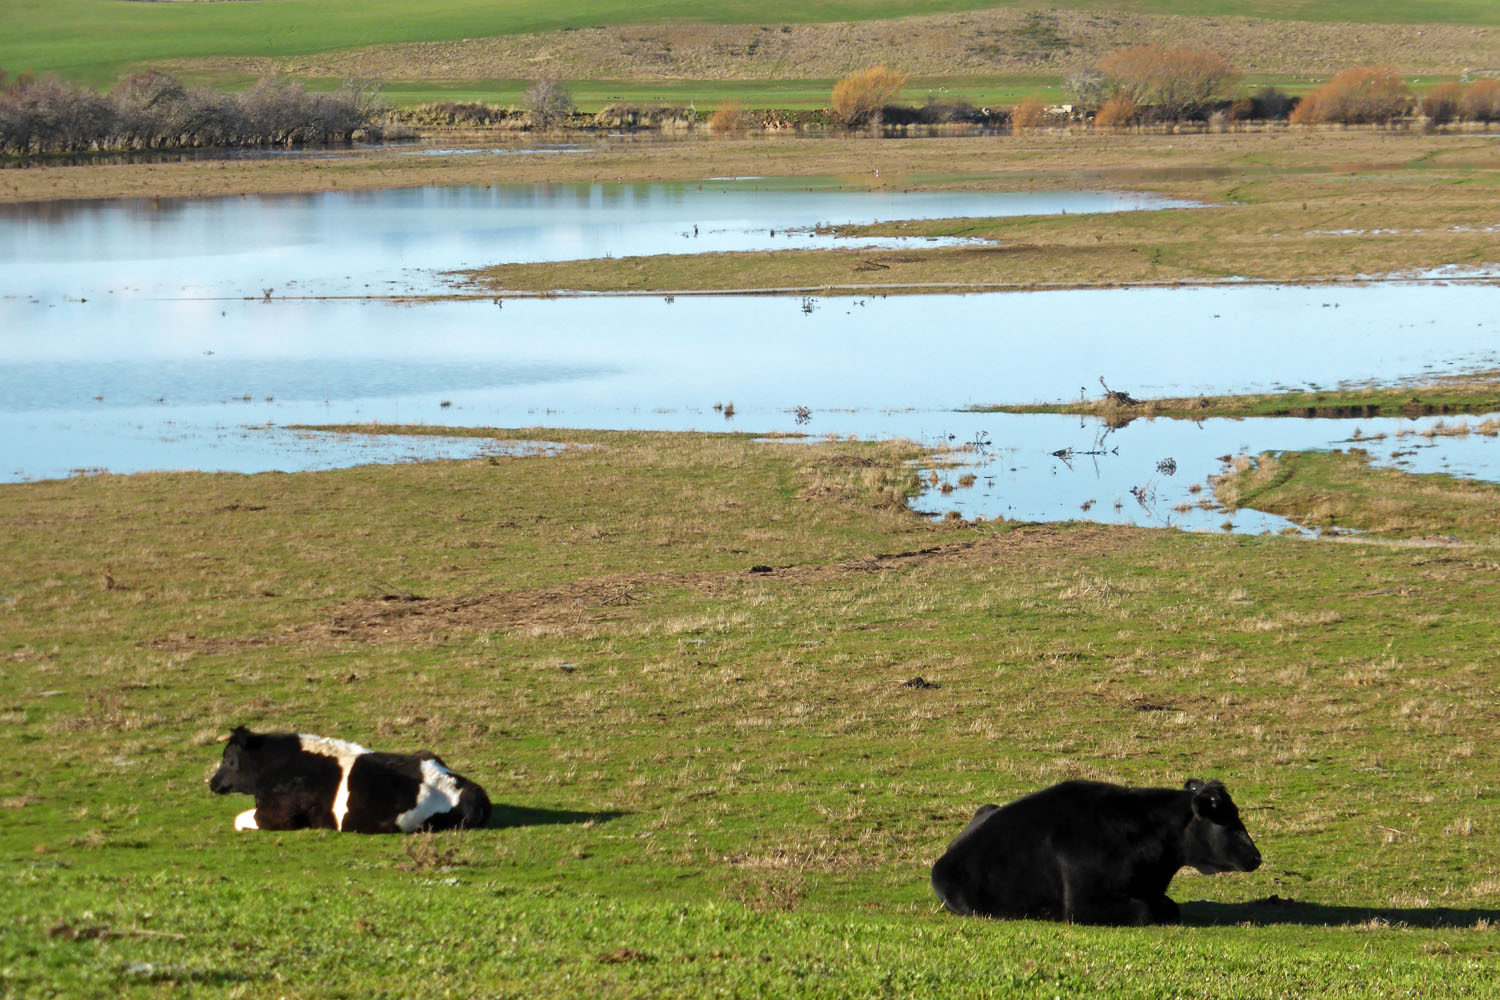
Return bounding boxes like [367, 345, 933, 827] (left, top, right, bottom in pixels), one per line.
[164, 11, 1500, 84]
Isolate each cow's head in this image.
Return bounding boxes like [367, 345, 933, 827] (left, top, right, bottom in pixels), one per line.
[1181, 778, 1261, 874]
[208, 727, 260, 795]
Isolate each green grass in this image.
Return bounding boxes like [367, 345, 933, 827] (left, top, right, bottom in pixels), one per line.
[267, 76, 1053, 113]
[4, 0, 1500, 87]
[1217, 447, 1500, 538]
[3, 428, 1500, 996]
[976, 373, 1500, 421]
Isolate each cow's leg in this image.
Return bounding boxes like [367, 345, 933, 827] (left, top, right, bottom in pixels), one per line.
[1060, 865, 1155, 925]
[234, 808, 260, 831]
[1148, 895, 1181, 925]
[1065, 892, 1155, 926]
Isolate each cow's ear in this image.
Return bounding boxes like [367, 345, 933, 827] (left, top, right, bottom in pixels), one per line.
[1183, 778, 1206, 793]
[229, 726, 251, 745]
[1190, 783, 1228, 820]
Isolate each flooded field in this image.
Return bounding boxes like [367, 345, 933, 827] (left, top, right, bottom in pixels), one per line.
[0, 180, 1190, 300]
[3, 181, 1498, 532]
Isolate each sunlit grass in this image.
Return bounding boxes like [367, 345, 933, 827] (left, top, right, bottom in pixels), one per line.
[3, 430, 1500, 995]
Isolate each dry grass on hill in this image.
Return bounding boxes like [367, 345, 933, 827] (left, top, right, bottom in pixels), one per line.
[170, 9, 1500, 83]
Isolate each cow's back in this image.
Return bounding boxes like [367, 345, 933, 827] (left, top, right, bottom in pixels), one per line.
[340, 751, 491, 833]
[932, 786, 1080, 918]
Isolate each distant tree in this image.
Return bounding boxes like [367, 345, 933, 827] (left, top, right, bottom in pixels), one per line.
[0, 70, 382, 154]
[1460, 78, 1500, 122]
[830, 65, 908, 128]
[1096, 45, 1237, 121]
[1423, 82, 1464, 125]
[1064, 68, 1111, 115]
[523, 78, 574, 128]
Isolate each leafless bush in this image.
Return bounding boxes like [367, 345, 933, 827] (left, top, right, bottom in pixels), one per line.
[1093, 93, 1140, 127]
[708, 100, 747, 133]
[0, 75, 113, 154]
[1423, 82, 1464, 125]
[523, 78, 574, 128]
[830, 65, 908, 128]
[0, 71, 384, 155]
[1244, 86, 1297, 121]
[1096, 45, 1238, 122]
[1065, 68, 1111, 115]
[1289, 66, 1413, 125]
[1460, 79, 1500, 122]
[401, 102, 512, 126]
[1011, 95, 1048, 130]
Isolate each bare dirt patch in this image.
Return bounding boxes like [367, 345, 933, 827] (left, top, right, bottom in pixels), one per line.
[147, 524, 1121, 653]
[169, 10, 1500, 82]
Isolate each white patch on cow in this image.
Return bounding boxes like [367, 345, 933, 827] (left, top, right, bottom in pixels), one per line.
[395, 758, 464, 833]
[234, 808, 259, 831]
[298, 734, 370, 832]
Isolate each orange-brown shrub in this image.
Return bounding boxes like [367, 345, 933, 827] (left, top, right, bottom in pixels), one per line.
[830, 65, 908, 128]
[1289, 66, 1413, 125]
[708, 100, 746, 133]
[1093, 93, 1139, 126]
[1096, 45, 1237, 121]
[1011, 95, 1048, 130]
[1461, 79, 1500, 122]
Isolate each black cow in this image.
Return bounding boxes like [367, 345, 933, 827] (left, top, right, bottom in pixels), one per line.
[209, 727, 492, 834]
[930, 778, 1260, 925]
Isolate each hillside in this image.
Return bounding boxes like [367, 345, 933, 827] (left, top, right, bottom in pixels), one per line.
[3, 1, 1500, 88]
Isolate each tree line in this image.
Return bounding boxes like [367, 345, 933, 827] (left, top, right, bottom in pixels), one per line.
[0, 70, 385, 155]
[829, 48, 1500, 129]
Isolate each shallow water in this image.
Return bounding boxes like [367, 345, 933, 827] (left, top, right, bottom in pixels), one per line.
[0, 180, 1189, 301]
[3, 182, 1499, 533]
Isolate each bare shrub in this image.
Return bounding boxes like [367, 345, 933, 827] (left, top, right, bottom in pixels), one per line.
[0, 75, 117, 154]
[830, 65, 908, 128]
[1289, 66, 1413, 125]
[1065, 68, 1111, 115]
[1096, 45, 1237, 121]
[1460, 79, 1500, 122]
[1093, 93, 1139, 127]
[1423, 82, 1464, 125]
[0, 71, 382, 154]
[708, 100, 746, 133]
[1011, 95, 1048, 130]
[1244, 86, 1296, 121]
[406, 102, 510, 126]
[523, 77, 574, 128]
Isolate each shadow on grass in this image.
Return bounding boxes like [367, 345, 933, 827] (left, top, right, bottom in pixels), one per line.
[1183, 897, 1500, 928]
[487, 804, 627, 830]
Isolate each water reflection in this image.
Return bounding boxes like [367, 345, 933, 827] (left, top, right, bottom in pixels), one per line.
[3, 285, 1499, 535]
[0, 181, 1191, 300]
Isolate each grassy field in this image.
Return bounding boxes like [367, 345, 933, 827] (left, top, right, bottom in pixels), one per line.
[3, 428, 1500, 997]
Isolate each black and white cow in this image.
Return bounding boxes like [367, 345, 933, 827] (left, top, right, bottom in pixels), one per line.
[209, 727, 492, 834]
[930, 778, 1261, 925]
